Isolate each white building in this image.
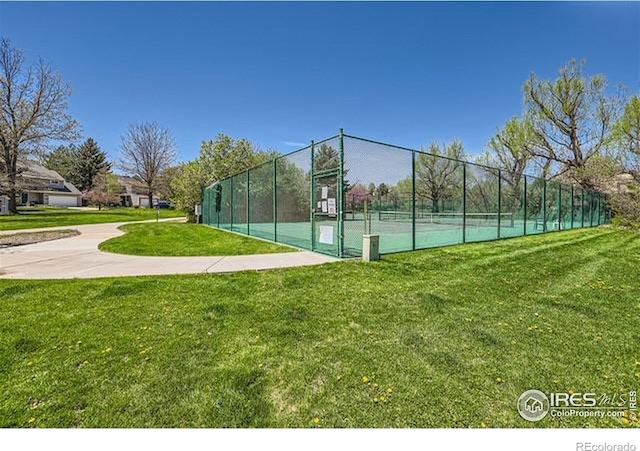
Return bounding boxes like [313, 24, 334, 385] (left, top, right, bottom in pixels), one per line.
[117, 176, 151, 208]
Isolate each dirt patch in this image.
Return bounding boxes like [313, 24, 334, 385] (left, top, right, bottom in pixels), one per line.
[0, 229, 80, 248]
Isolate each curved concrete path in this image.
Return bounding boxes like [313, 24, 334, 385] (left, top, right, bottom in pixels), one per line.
[0, 221, 336, 279]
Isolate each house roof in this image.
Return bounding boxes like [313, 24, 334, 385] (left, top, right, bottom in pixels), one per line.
[18, 160, 82, 197]
[63, 182, 82, 196]
[116, 175, 148, 194]
[22, 161, 65, 181]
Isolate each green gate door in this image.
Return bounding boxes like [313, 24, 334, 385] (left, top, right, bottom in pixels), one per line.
[312, 171, 340, 256]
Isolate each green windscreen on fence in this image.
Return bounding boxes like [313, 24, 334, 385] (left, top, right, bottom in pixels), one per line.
[312, 137, 341, 256]
[572, 187, 583, 229]
[202, 132, 611, 258]
[231, 173, 247, 233]
[560, 184, 573, 230]
[343, 136, 413, 255]
[465, 163, 499, 243]
[248, 161, 275, 241]
[415, 151, 465, 249]
[500, 172, 525, 239]
[525, 176, 545, 234]
[219, 177, 232, 230]
[591, 191, 600, 226]
[275, 146, 312, 250]
[545, 180, 560, 232]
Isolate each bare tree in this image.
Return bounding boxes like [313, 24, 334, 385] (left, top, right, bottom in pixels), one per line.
[524, 59, 622, 188]
[415, 140, 465, 212]
[119, 122, 177, 207]
[0, 39, 79, 213]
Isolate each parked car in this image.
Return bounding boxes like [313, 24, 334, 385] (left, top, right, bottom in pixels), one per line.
[154, 201, 172, 209]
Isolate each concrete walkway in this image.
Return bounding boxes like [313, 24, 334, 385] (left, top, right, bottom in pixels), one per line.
[0, 221, 337, 279]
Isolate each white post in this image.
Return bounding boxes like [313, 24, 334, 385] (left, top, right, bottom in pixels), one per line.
[362, 234, 380, 262]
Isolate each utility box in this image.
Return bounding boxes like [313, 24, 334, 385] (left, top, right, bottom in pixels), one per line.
[362, 234, 380, 262]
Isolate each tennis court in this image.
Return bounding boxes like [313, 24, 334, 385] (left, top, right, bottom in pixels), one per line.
[202, 131, 610, 258]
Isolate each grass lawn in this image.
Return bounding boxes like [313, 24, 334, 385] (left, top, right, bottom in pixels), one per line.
[0, 227, 638, 428]
[0, 207, 186, 231]
[99, 223, 294, 256]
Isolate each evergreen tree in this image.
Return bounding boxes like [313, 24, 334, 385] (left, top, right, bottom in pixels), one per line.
[75, 138, 110, 191]
[42, 145, 80, 184]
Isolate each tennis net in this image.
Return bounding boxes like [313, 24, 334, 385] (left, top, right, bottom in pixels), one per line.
[378, 210, 515, 227]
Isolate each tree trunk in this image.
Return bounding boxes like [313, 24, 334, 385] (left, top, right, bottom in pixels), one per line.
[8, 186, 18, 214]
[148, 187, 154, 209]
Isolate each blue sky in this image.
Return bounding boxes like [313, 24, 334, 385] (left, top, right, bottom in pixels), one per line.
[0, 2, 638, 164]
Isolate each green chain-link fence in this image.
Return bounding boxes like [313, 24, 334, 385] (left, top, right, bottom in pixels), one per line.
[203, 130, 612, 258]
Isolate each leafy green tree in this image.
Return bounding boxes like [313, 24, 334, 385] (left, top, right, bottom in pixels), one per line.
[481, 117, 536, 213]
[170, 161, 206, 212]
[611, 96, 640, 181]
[84, 167, 120, 210]
[200, 134, 270, 182]
[486, 117, 534, 181]
[576, 153, 624, 191]
[170, 134, 271, 212]
[75, 138, 110, 191]
[154, 165, 180, 202]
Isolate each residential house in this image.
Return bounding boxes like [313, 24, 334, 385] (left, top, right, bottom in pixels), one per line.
[17, 161, 83, 207]
[117, 176, 151, 208]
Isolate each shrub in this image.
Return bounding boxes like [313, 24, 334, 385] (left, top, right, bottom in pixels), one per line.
[609, 185, 640, 230]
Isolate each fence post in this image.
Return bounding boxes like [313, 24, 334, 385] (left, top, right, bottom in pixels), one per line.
[246, 170, 250, 235]
[230, 176, 234, 230]
[338, 128, 345, 258]
[597, 192, 601, 225]
[310, 140, 315, 251]
[497, 169, 501, 239]
[570, 185, 574, 229]
[581, 189, 585, 228]
[523, 175, 527, 236]
[412, 150, 416, 250]
[558, 183, 562, 231]
[542, 179, 547, 233]
[273, 159, 278, 242]
[462, 163, 467, 244]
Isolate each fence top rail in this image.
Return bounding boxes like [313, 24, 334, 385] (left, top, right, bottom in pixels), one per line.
[205, 134, 339, 190]
[343, 133, 605, 194]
